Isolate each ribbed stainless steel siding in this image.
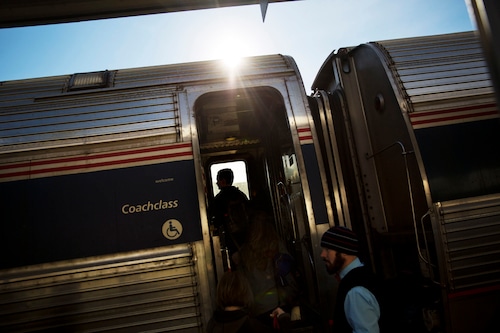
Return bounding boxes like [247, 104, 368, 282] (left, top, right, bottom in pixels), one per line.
[435, 194, 500, 291]
[0, 55, 294, 154]
[375, 31, 497, 113]
[0, 77, 179, 153]
[0, 245, 202, 332]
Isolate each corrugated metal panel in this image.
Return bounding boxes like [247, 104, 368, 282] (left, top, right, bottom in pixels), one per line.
[374, 31, 499, 127]
[110, 54, 293, 88]
[0, 82, 179, 153]
[435, 194, 500, 292]
[0, 55, 293, 153]
[0, 244, 203, 332]
[0, 76, 68, 104]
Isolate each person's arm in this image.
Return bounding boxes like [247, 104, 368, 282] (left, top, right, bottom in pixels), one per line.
[271, 307, 292, 332]
[344, 286, 380, 333]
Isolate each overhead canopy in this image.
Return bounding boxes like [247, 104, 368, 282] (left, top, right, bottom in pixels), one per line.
[0, 0, 293, 28]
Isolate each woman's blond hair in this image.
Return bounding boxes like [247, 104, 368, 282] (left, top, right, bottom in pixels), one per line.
[239, 211, 279, 272]
[216, 271, 254, 309]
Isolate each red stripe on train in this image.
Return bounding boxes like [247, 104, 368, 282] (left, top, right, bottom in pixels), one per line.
[410, 103, 498, 126]
[0, 151, 193, 179]
[448, 284, 500, 300]
[298, 127, 313, 142]
[411, 110, 498, 126]
[410, 103, 497, 119]
[0, 142, 192, 171]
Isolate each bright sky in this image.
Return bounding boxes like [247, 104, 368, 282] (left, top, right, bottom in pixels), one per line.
[0, 0, 474, 93]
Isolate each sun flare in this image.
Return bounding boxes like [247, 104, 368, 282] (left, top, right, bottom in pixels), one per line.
[211, 31, 250, 70]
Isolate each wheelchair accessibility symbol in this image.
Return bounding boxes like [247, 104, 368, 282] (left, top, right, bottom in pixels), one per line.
[162, 219, 183, 240]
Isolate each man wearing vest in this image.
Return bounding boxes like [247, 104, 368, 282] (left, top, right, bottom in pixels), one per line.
[320, 226, 381, 333]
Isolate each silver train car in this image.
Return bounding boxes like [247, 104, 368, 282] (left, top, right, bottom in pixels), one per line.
[1, 31, 499, 332]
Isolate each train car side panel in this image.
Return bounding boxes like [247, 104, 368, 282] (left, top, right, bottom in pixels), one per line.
[0, 245, 203, 332]
[0, 145, 201, 269]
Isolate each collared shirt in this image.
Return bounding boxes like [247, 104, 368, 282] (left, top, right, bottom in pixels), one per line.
[339, 258, 380, 333]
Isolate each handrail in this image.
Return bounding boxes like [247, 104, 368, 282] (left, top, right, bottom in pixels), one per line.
[367, 141, 431, 261]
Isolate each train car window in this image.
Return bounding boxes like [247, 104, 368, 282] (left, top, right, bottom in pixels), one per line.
[210, 160, 249, 198]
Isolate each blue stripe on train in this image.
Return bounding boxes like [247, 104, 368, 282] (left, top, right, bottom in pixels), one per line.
[0, 159, 202, 269]
[302, 144, 329, 225]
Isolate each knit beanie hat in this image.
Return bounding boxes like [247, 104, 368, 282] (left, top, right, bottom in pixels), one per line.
[320, 226, 359, 255]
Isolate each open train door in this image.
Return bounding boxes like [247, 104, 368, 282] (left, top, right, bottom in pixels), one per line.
[190, 71, 329, 330]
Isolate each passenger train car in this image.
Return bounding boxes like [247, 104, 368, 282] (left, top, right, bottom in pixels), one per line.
[1, 31, 499, 332]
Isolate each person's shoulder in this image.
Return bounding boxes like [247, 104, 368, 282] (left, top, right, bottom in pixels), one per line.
[207, 311, 256, 333]
[239, 318, 274, 333]
[231, 186, 247, 194]
[236, 188, 249, 200]
[227, 186, 248, 200]
[347, 285, 373, 297]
